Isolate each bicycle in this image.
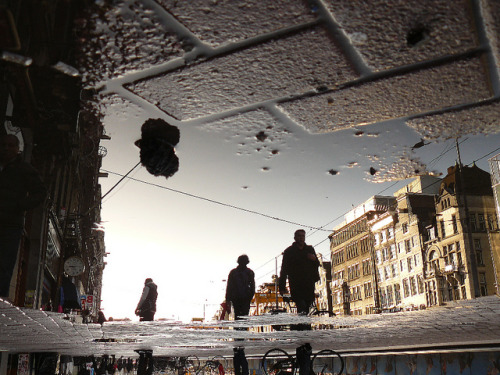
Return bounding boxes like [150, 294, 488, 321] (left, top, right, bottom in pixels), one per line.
[153, 355, 200, 375]
[196, 355, 227, 375]
[261, 347, 344, 375]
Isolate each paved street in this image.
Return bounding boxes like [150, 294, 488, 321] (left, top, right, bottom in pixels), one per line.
[2, 296, 500, 358]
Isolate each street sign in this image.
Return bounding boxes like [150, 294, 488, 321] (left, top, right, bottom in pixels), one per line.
[80, 295, 94, 311]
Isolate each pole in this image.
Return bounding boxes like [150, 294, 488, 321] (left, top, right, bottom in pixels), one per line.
[455, 138, 481, 297]
[275, 256, 279, 309]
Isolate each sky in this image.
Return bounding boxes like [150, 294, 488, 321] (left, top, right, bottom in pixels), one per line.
[97, 96, 500, 322]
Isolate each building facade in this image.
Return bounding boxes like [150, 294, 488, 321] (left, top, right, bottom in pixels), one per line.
[424, 164, 500, 305]
[0, 0, 106, 315]
[329, 196, 396, 315]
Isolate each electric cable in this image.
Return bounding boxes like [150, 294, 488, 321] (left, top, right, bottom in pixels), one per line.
[101, 168, 331, 232]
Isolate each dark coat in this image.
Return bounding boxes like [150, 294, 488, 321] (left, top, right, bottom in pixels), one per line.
[0, 155, 46, 227]
[225, 265, 255, 306]
[137, 281, 158, 314]
[279, 243, 320, 301]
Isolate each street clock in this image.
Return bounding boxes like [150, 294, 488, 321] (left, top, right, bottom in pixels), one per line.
[63, 256, 85, 277]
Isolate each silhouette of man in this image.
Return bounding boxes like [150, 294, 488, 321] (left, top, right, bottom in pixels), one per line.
[0, 134, 47, 297]
[135, 278, 158, 321]
[225, 255, 255, 320]
[279, 229, 320, 315]
[233, 347, 249, 375]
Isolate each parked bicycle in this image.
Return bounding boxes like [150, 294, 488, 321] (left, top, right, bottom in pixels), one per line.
[261, 347, 344, 375]
[153, 355, 200, 375]
[196, 355, 227, 375]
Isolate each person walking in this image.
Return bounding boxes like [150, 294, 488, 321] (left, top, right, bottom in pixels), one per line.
[0, 134, 47, 298]
[278, 229, 320, 315]
[225, 255, 255, 320]
[135, 278, 158, 321]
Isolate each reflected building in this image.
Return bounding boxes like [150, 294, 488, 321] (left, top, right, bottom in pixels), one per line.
[424, 164, 500, 304]
[315, 254, 332, 315]
[0, 1, 106, 316]
[489, 153, 500, 295]
[329, 196, 396, 316]
[391, 177, 440, 310]
[329, 171, 500, 316]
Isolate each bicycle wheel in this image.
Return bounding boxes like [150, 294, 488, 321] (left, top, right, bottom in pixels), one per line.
[184, 356, 200, 374]
[261, 348, 295, 375]
[311, 349, 344, 375]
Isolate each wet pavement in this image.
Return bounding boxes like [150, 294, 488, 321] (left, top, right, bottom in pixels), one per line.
[2, 296, 500, 358]
[82, 0, 500, 182]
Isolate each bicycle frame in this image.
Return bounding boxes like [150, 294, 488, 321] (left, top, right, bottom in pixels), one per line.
[261, 348, 344, 375]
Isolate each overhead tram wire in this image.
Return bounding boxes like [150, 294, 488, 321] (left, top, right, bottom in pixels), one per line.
[305, 141, 498, 254]
[253, 142, 500, 278]
[100, 168, 331, 232]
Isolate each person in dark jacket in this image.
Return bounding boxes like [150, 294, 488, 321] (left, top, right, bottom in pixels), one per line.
[135, 278, 158, 321]
[0, 134, 47, 297]
[279, 229, 320, 315]
[225, 255, 255, 320]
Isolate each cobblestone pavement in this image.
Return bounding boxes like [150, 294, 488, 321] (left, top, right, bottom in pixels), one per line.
[1, 296, 500, 358]
[87, 0, 500, 182]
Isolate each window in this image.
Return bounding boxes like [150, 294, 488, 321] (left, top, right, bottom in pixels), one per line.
[428, 226, 437, 241]
[402, 223, 408, 233]
[405, 239, 411, 253]
[381, 230, 387, 243]
[478, 214, 486, 231]
[474, 239, 482, 250]
[407, 257, 414, 272]
[333, 270, 344, 281]
[474, 239, 484, 266]
[457, 252, 463, 267]
[333, 291, 342, 305]
[386, 285, 394, 306]
[452, 215, 458, 233]
[360, 237, 370, 254]
[414, 254, 420, 267]
[400, 259, 406, 273]
[410, 276, 417, 295]
[417, 275, 424, 294]
[470, 214, 477, 232]
[347, 263, 360, 280]
[383, 247, 390, 262]
[488, 213, 498, 231]
[402, 279, 410, 298]
[364, 281, 373, 298]
[351, 285, 362, 301]
[346, 242, 359, 260]
[388, 227, 394, 239]
[391, 263, 398, 278]
[479, 273, 487, 296]
[362, 259, 371, 275]
[385, 266, 391, 280]
[440, 220, 446, 238]
[394, 283, 401, 305]
[374, 233, 380, 246]
[377, 268, 384, 282]
[476, 250, 484, 266]
[390, 244, 396, 259]
[376, 250, 382, 264]
[379, 288, 387, 307]
[332, 250, 345, 265]
[412, 235, 419, 248]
